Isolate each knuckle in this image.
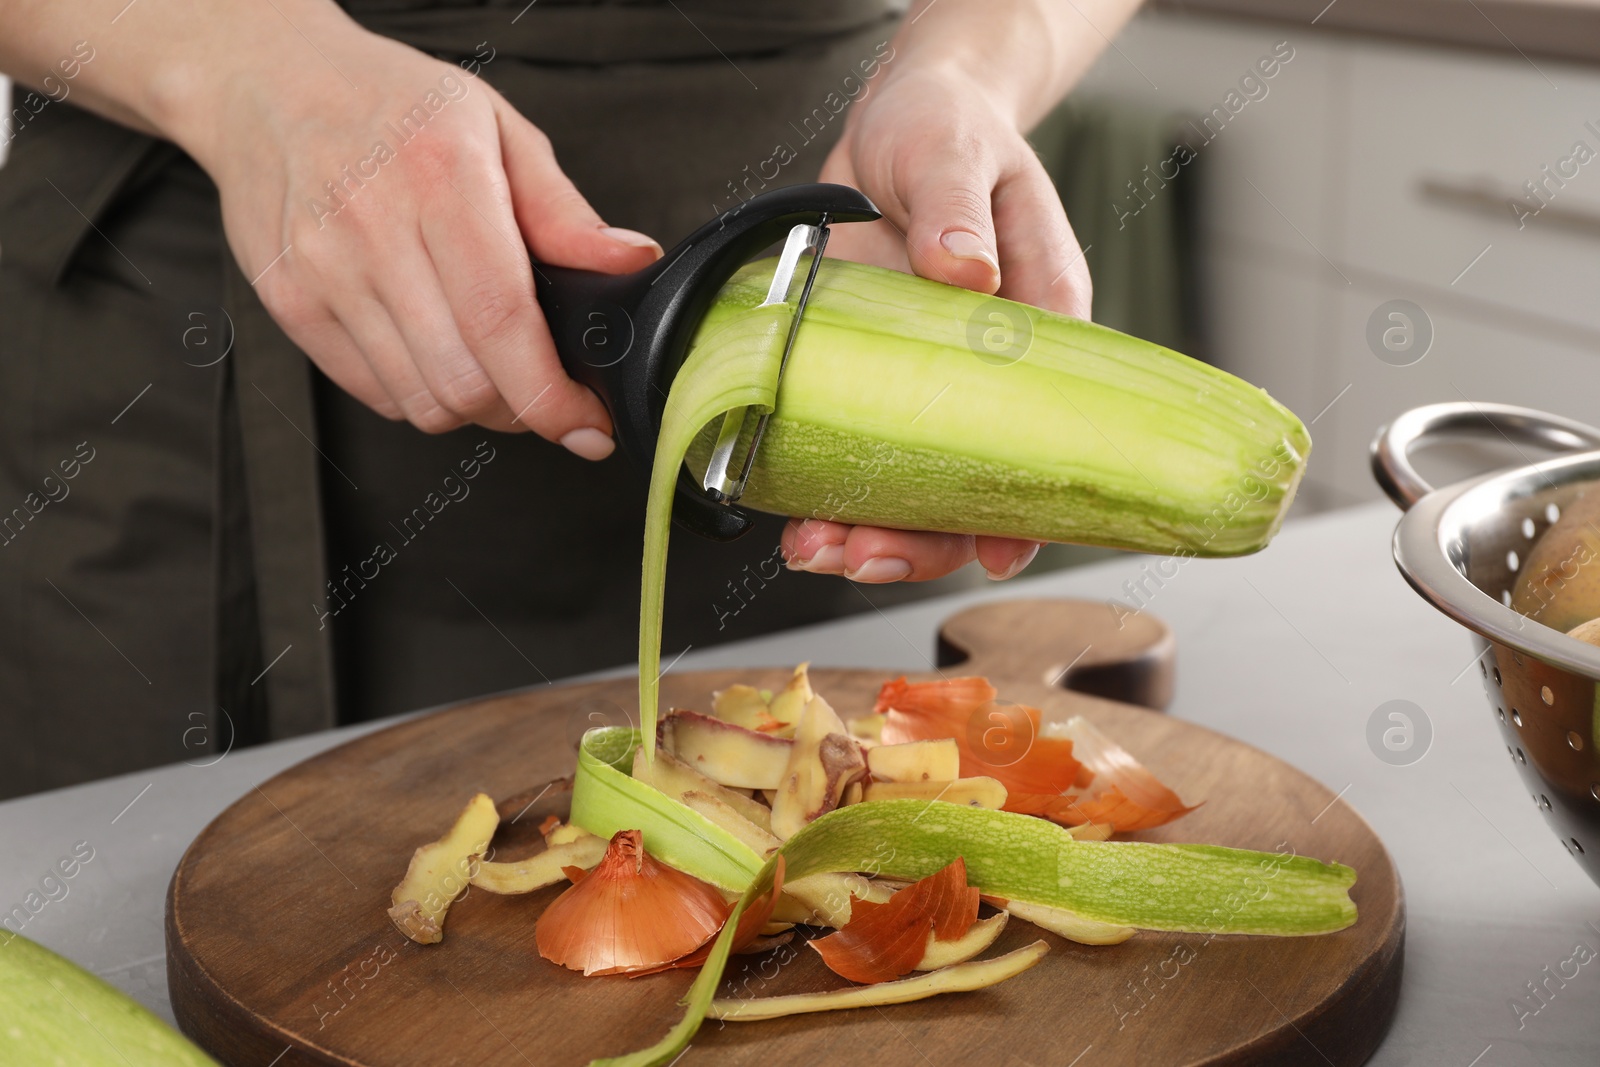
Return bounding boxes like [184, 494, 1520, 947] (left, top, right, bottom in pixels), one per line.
[459, 279, 534, 351]
[432, 367, 502, 417]
[404, 135, 460, 180]
[543, 184, 590, 219]
[519, 121, 553, 155]
[940, 184, 993, 231]
[396, 387, 464, 434]
[258, 278, 313, 331]
[410, 401, 465, 435]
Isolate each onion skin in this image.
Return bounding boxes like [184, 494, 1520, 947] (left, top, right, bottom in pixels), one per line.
[535, 829, 729, 977]
[876, 677, 1086, 799]
[877, 677, 1196, 833]
[628, 856, 787, 978]
[810, 859, 980, 984]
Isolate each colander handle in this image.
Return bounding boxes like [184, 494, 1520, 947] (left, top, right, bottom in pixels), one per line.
[1371, 402, 1600, 509]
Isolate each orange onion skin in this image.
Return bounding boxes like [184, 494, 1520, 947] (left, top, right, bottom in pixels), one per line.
[535, 829, 729, 977]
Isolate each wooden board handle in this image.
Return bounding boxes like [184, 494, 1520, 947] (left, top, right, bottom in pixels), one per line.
[934, 598, 1174, 712]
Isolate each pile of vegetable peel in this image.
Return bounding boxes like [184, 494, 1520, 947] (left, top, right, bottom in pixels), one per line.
[386, 671, 1359, 1067]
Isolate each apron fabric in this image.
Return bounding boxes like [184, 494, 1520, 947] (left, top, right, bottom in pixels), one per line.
[0, 0, 901, 797]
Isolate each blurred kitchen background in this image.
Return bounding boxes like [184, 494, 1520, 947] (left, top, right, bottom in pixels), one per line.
[8, 0, 1595, 608]
[1063, 0, 1600, 520]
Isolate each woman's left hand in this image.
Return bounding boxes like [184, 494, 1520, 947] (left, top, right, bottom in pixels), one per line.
[781, 65, 1091, 584]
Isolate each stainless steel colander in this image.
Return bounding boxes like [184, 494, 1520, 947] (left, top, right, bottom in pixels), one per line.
[1374, 402, 1600, 885]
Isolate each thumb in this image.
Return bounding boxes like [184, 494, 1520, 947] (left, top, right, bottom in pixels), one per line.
[898, 146, 1002, 294]
[493, 94, 663, 274]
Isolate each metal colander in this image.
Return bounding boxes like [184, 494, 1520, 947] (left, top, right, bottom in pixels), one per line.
[1374, 402, 1600, 886]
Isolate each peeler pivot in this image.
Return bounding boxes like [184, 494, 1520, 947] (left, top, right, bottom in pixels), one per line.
[531, 184, 880, 541]
[700, 219, 829, 505]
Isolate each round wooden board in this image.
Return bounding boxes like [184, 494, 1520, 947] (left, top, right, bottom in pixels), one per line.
[167, 599, 1403, 1067]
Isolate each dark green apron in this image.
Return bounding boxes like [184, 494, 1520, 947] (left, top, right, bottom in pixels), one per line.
[0, 0, 900, 797]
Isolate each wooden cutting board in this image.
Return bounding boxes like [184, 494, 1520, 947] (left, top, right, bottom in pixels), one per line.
[166, 598, 1403, 1067]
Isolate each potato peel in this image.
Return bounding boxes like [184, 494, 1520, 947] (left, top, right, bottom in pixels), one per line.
[915, 912, 1008, 970]
[709, 941, 1050, 1021]
[766, 662, 814, 728]
[862, 777, 1007, 809]
[470, 835, 608, 895]
[1002, 899, 1135, 945]
[710, 684, 786, 734]
[388, 792, 499, 944]
[770, 694, 866, 840]
[632, 748, 774, 833]
[634, 751, 867, 929]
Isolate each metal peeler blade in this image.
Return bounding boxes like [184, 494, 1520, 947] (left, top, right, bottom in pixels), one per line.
[701, 217, 831, 503]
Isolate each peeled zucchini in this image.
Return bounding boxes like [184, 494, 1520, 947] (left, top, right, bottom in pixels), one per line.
[641, 258, 1309, 751]
[686, 258, 1310, 557]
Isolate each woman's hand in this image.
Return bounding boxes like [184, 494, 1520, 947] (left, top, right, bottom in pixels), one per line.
[820, 69, 1092, 316]
[182, 14, 661, 456]
[781, 64, 1092, 584]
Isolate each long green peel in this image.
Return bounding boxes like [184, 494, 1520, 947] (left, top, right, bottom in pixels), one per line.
[638, 303, 791, 760]
[571, 728, 1357, 1066]
[571, 725, 762, 892]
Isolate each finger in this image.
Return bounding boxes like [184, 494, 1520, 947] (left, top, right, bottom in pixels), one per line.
[991, 156, 1092, 319]
[842, 526, 976, 583]
[493, 93, 662, 273]
[782, 517, 851, 574]
[340, 293, 466, 433]
[369, 244, 522, 431]
[817, 146, 913, 273]
[895, 133, 1002, 294]
[255, 272, 404, 419]
[419, 156, 614, 456]
[272, 303, 404, 420]
[975, 537, 1043, 581]
[824, 216, 913, 274]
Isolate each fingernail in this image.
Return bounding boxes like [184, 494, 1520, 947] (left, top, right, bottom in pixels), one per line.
[986, 543, 1041, 581]
[600, 226, 662, 251]
[940, 229, 999, 273]
[795, 543, 845, 575]
[560, 427, 615, 461]
[846, 556, 912, 584]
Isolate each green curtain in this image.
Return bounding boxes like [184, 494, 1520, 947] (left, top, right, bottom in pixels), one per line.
[1029, 96, 1199, 358]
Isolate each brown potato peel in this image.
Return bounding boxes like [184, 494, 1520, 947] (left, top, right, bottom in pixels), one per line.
[388, 792, 499, 944]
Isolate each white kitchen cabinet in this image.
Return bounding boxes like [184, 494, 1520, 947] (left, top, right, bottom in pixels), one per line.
[1342, 42, 1600, 334]
[1321, 285, 1600, 499]
[1076, 12, 1600, 509]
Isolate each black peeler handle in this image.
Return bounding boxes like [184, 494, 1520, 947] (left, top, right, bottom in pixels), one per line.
[531, 183, 880, 541]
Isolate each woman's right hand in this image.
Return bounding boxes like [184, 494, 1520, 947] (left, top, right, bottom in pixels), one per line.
[175, 11, 660, 457]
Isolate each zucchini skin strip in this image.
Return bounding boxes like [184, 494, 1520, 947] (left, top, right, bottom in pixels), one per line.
[572, 729, 1357, 1067]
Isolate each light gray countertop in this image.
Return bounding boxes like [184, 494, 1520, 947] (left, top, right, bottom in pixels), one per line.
[3, 501, 1597, 1065]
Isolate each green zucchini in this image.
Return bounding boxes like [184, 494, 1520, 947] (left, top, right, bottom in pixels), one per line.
[639, 259, 1309, 751]
[686, 258, 1310, 556]
[0, 932, 217, 1065]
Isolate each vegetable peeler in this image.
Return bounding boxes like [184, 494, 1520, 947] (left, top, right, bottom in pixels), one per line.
[531, 183, 881, 541]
